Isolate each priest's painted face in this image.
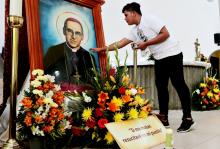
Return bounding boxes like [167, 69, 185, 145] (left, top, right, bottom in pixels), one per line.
[63, 19, 84, 49]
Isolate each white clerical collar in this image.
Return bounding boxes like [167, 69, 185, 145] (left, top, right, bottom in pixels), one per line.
[66, 43, 79, 52]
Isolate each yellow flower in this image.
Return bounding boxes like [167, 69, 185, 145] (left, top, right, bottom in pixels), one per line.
[122, 75, 130, 85]
[111, 96, 123, 107]
[125, 89, 131, 95]
[200, 83, 207, 88]
[92, 132, 97, 140]
[127, 108, 139, 119]
[213, 88, 219, 93]
[215, 95, 219, 101]
[31, 80, 41, 88]
[36, 75, 48, 82]
[33, 89, 43, 97]
[82, 108, 93, 121]
[207, 91, 213, 98]
[139, 111, 148, 118]
[32, 69, 44, 76]
[134, 95, 144, 105]
[110, 76, 116, 83]
[104, 132, 114, 144]
[114, 113, 124, 122]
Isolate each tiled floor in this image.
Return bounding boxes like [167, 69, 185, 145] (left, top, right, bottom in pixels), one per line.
[152, 110, 220, 149]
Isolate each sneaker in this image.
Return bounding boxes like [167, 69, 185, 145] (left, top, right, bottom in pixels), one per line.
[177, 118, 195, 133]
[155, 113, 170, 128]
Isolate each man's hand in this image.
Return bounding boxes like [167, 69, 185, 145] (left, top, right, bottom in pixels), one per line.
[90, 47, 106, 53]
[135, 41, 148, 51]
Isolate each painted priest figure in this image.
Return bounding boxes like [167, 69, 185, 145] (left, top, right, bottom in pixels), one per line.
[44, 17, 95, 85]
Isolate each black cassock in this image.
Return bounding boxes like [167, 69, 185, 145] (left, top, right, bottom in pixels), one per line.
[44, 42, 96, 84]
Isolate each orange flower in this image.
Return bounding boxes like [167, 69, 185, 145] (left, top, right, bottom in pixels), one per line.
[142, 105, 151, 112]
[49, 108, 58, 117]
[122, 95, 132, 103]
[128, 84, 135, 89]
[36, 97, 44, 106]
[200, 92, 206, 96]
[21, 97, 32, 109]
[43, 125, 53, 133]
[58, 113, 64, 121]
[53, 91, 64, 105]
[97, 91, 109, 107]
[137, 87, 145, 94]
[108, 102, 118, 112]
[35, 115, 42, 123]
[24, 116, 32, 126]
[26, 111, 33, 116]
[203, 88, 209, 93]
[98, 91, 109, 102]
[48, 82, 55, 89]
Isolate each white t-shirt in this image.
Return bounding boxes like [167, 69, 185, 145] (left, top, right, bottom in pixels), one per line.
[127, 15, 181, 60]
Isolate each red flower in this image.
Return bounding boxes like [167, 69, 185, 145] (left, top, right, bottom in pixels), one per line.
[98, 118, 108, 129]
[95, 108, 103, 117]
[118, 87, 126, 95]
[109, 67, 116, 76]
[86, 118, 96, 128]
[71, 126, 85, 136]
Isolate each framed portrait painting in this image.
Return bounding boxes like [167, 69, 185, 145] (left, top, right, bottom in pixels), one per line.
[25, 0, 106, 72]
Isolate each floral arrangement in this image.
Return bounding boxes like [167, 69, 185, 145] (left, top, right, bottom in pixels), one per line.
[17, 69, 72, 141]
[67, 50, 152, 147]
[192, 77, 220, 110]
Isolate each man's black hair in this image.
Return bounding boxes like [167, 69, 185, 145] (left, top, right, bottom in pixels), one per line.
[122, 2, 142, 15]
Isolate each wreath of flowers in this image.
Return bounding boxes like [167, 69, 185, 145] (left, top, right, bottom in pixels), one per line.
[192, 77, 220, 110]
[17, 69, 72, 141]
[67, 50, 152, 147]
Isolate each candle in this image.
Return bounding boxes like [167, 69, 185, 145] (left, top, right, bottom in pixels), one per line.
[165, 128, 173, 149]
[9, 0, 23, 16]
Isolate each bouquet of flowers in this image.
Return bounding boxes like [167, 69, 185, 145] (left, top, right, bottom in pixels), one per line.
[192, 77, 220, 110]
[67, 50, 152, 147]
[17, 69, 72, 142]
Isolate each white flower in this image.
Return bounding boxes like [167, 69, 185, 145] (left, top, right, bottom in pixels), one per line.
[84, 126, 89, 131]
[44, 97, 53, 105]
[130, 88, 137, 95]
[63, 120, 72, 129]
[64, 111, 72, 117]
[36, 75, 48, 82]
[44, 98, 58, 107]
[31, 126, 45, 136]
[32, 69, 44, 76]
[35, 106, 44, 115]
[54, 84, 61, 91]
[31, 80, 41, 88]
[33, 89, 43, 97]
[51, 102, 58, 108]
[195, 89, 200, 94]
[46, 90, 54, 98]
[82, 92, 92, 103]
[45, 74, 55, 83]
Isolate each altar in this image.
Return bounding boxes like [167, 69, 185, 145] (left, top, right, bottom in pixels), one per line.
[126, 61, 211, 109]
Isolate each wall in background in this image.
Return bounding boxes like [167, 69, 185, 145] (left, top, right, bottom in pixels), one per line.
[101, 0, 220, 65]
[0, 0, 219, 62]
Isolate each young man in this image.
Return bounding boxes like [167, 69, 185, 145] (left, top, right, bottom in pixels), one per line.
[91, 2, 195, 132]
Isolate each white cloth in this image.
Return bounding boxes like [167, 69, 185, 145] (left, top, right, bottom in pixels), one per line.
[0, 102, 9, 142]
[127, 14, 181, 60]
